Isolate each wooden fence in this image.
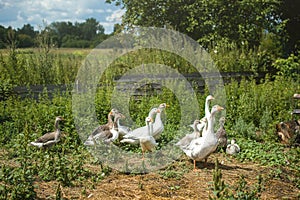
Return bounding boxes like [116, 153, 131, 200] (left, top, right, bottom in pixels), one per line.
[13, 71, 267, 99]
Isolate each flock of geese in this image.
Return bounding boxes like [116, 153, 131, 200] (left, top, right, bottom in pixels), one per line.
[29, 95, 240, 170]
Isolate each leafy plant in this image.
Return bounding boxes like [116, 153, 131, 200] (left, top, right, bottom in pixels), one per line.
[209, 158, 263, 200]
[273, 53, 300, 79]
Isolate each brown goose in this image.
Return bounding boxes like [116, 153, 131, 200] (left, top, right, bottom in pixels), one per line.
[84, 109, 121, 145]
[103, 112, 125, 144]
[216, 117, 227, 150]
[29, 116, 64, 148]
[90, 108, 119, 137]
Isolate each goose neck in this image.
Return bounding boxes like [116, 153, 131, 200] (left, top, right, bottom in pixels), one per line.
[206, 114, 216, 136]
[205, 100, 210, 118]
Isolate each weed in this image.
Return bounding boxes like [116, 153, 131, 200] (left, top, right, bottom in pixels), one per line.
[209, 158, 263, 200]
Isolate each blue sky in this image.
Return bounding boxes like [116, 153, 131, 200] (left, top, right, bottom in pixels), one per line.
[0, 0, 124, 33]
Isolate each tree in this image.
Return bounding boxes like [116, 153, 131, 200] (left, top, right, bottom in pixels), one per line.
[17, 24, 37, 38]
[18, 34, 34, 48]
[0, 25, 7, 48]
[106, 0, 282, 48]
[80, 18, 104, 40]
[280, 0, 300, 53]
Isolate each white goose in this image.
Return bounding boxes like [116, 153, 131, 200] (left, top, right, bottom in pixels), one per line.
[115, 113, 131, 136]
[29, 116, 64, 148]
[176, 119, 202, 149]
[198, 95, 214, 137]
[152, 103, 168, 139]
[120, 107, 160, 144]
[182, 105, 224, 171]
[140, 117, 158, 159]
[226, 139, 240, 155]
[189, 95, 214, 135]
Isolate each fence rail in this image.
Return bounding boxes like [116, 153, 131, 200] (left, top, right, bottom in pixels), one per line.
[13, 71, 267, 99]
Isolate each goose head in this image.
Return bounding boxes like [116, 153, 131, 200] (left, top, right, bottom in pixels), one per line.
[206, 95, 215, 101]
[219, 116, 225, 125]
[193, 119, 201, 126]
[158, 103, 169, 111]
[193, 119, 202, 131]
[54, 116, 64, 128]
[110, 108, 119, 116]
[146, 116, 153, 124]
[148, 108, 160, 118]
[55, 116, 64, 122]
[114, 112, 125, 122]
[211, 105, 224, 115]
[193, 119, 201, 125]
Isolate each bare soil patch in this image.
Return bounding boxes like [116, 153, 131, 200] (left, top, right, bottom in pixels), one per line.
[34, 153, 300, 200]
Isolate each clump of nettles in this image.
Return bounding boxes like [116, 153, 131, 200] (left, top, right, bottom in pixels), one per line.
[209, 158, 230, 199]
[209, 158, 263, 200]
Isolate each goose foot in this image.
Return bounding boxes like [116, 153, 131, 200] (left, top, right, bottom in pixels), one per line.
[193, 160, 201, 172]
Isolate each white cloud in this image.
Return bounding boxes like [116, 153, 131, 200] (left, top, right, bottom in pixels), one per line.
[0, 0, 123, 33]
[106, 9, 125, 22]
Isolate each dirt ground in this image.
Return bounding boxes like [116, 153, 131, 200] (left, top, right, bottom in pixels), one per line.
[34, 153, 300, 200]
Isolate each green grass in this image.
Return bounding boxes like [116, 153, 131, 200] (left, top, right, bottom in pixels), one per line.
[0, 47, 299, 199]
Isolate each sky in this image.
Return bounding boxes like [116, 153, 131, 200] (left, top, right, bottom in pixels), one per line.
[0, 0, 125, 34]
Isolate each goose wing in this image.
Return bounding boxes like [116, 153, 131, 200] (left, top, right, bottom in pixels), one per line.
[34, 131, 56, 143]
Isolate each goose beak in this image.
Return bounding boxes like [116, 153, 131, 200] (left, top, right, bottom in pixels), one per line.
[217, 106, 224, 111]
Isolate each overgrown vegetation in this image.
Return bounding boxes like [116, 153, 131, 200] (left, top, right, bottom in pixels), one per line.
[209, 159, 263, 200]
[0, 0, 299, 198]
[0, 45, 299, 198]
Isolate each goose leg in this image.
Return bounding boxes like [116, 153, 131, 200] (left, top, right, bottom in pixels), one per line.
[193, 160, 202, 172]
[203, 157, 208, 168]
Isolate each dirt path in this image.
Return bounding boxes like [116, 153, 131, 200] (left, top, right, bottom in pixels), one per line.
[34, 153, 300, 200]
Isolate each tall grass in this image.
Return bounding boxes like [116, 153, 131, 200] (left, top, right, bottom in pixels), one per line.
[0, 46, 299, 198]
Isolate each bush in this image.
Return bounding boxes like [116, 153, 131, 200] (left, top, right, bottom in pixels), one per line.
[273, 53, 300, 79]
[0, 77, 14, 100]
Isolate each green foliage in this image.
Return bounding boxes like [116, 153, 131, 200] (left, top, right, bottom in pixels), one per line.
[0, 43, 299, 197]
[234, 175, 263, 200]
[0, 50, 82, 86]
[209, 159, 228, 199]
[0, 18, 108, 49]
[210, 34, 282, 72]
[107, 0, 282, 49]
[0, 127, 37, 200]
[235, 138, 293, 167]
[0, 75, 14, 101]
[273, 53, 300, 79]
[209, 159, 263, 200]
[225, 75, 298, 141]
[0, 165, 37, 200]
